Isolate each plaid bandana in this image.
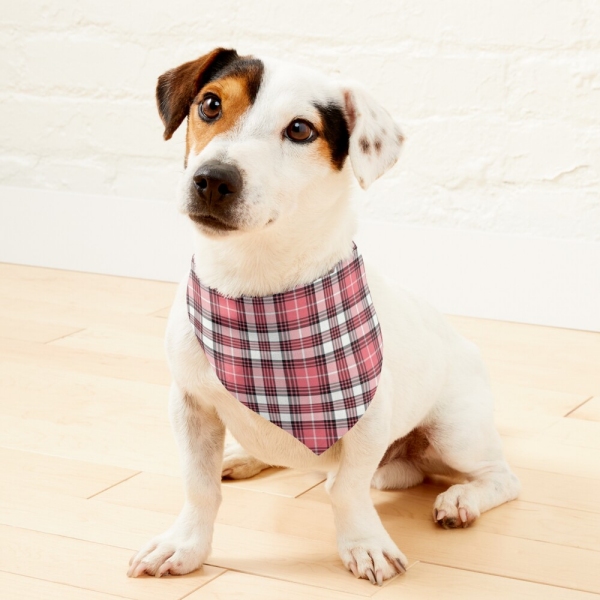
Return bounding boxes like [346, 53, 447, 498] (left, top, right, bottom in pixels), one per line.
[187, 244, 383, 455]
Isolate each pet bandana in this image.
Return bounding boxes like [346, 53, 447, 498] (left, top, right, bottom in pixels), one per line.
[187, 244, 383, 454]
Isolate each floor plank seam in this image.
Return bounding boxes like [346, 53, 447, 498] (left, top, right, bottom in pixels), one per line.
[178, 568, 229, 599]
[43, 327, 88, 344]
[418, 559, 600, 594]
[87, 471, 143, 500]
[2, 523, 139, 553]
[0, 568, 134, 600]
[201, 563, 376, 597]
[293, 476, 327, 499]
[563, 396, 595, 418]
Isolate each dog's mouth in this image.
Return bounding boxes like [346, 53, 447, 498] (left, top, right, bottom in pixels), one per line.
[188, 213, 237, 232]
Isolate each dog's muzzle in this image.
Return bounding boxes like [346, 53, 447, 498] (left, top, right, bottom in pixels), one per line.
[188, 160, 243, 231]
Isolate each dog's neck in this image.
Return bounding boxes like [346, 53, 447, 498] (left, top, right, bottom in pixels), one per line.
[191, 189, 356, 298]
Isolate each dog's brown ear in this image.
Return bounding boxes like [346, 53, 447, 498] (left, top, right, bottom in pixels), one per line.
[156, 48, 239, 140]
[341, 82, 404, 189]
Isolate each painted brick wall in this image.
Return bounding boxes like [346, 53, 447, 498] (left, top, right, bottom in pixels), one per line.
[1, 0, 599, 241]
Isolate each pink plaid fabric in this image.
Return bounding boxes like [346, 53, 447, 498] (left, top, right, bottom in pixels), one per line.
[187, 244, 383, 455]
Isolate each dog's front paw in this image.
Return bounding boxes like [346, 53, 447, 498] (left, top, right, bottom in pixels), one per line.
[127, 528, 210, 578]
[221, 441, 269, 480]
[338, 536, 407, 585]
[433, 483, 481, 529]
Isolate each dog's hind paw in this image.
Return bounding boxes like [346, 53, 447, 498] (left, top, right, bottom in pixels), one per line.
[221, 441, 270, 480]
[433, 484, 480, 529]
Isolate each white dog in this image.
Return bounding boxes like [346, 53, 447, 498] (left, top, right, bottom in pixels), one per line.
[128, 48, 520, 585]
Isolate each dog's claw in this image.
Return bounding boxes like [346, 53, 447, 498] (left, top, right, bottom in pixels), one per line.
[375, 569, 384, 586]
[395, 558, 406, 574]
[366, 568, 376, 585]
[349, 560, 359, 577]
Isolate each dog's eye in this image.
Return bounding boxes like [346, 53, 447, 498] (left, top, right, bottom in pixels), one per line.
[199, 94, 222, 121]
[284, 119, 315, 143]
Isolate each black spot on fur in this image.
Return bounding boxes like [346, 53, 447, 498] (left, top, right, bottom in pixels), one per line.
[314, 102, 350, 170]
[359, 136, 371, 154]
[374, 139, 382, 154]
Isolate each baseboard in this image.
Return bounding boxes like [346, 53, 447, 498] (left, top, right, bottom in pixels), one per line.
[1, 185, 599, 332]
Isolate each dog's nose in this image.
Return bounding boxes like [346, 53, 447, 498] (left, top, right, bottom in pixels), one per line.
[193, 161, 242, 206]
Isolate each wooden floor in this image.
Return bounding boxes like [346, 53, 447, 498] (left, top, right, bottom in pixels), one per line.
[1, 262, 599, 600]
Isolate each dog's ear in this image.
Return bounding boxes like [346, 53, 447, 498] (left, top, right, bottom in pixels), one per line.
[156, 48, 239, 140]
[341, 83, 404, 189]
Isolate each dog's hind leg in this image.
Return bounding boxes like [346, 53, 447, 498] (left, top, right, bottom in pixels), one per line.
[370, 428, 428, 490]
[429, 389, 520, 529]
[371, 459, 424, 490]
[221, 439, 270, 479]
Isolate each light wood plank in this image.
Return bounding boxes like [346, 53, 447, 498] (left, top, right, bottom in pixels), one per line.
[0, 315, 81, 343]
[0, 262, 177, 316]
[222, 466, 325, 498]
[374, 562, 600, 600]
[448, 315, 600, 396]
[0, 295, 171, 337]
[0, 572, 125, 600]
[98, 470, 324, 516]
[492, 383, 588, 438]
[190, 570, 367, 600]
[514, 467, 600, 514]
[568, 396, 600, 422]
[0, 413, 180, 476]
[0, 447, 137, 499]
[0, 360, 177, 474]
[51, 323, 167, 361]
[0, 337, 170, 385]
[0, 525, 223, 600]
[537, 418, 600, 450]
[502, 436, 600, 479]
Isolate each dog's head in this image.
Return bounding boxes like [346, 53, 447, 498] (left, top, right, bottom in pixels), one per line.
[157, 48, 404, 236]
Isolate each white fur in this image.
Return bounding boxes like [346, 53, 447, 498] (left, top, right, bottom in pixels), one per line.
[128, 54, 520, 584]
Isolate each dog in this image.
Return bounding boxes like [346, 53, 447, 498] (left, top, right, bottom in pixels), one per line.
[127, 47, 520, 585]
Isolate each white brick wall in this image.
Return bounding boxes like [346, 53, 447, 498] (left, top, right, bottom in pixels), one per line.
[1, 0, 599, 242]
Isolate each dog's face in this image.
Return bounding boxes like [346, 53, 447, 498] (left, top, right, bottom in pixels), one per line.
[157, 48, 404, 237]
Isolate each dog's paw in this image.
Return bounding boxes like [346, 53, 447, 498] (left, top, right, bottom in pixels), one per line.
[222, 442, 269, 480]
[433, 483, 480, 529]
[338, 537, 407, 585]
[127, 529, 210, 578]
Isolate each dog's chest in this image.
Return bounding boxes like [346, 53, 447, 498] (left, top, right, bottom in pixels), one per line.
[166, 289, 331, 467]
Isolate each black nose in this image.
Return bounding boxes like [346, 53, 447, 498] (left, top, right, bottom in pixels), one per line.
[193, 161, 242, 207]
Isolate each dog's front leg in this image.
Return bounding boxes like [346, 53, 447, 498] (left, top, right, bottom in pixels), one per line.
[128, 383, 224, 577]
[328, 413, 408, 585]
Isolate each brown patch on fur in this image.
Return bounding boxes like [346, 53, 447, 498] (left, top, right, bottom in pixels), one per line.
[378, 428, 430, 468]
[359, 136, 371, 154]
[374, 139, 382, 154]
[187, 75, 255, 155]
[156, 48, 239, 140]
